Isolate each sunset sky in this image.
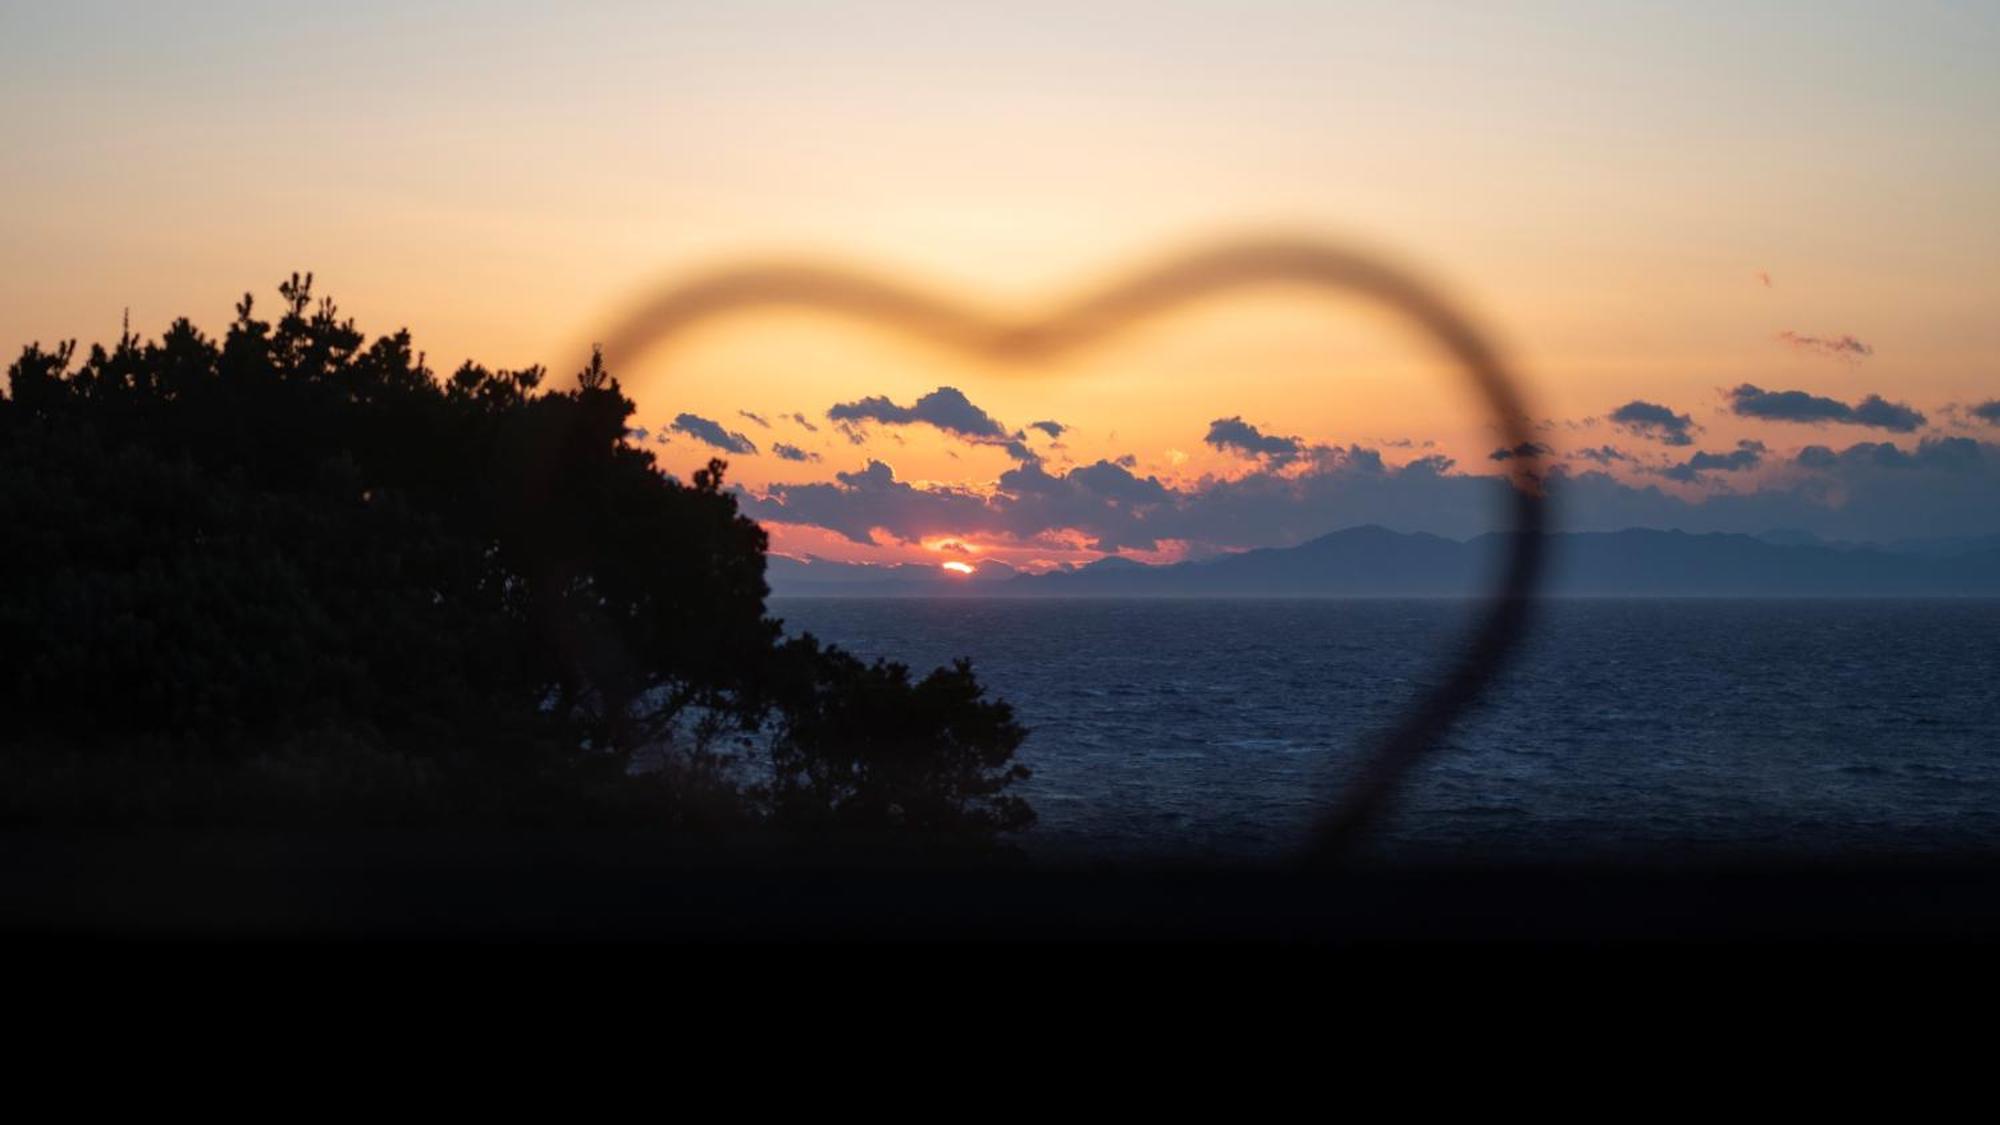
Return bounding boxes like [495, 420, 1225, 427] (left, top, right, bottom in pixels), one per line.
[6, 2, 1999, 569]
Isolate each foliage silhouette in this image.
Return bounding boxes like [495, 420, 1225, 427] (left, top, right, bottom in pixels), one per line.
[0, 275, 1031, 843]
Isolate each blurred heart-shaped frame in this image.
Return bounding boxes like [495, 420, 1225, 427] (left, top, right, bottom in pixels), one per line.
[597, 236, 1547, 861]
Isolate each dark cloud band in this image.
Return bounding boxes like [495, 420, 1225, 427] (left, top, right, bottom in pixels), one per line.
[1660, 440, 1765, 482]
[1205, 416, 1302, 462]
[828, 386, 1011, 441]
[1608, 400, 1697, 446]
[1727, 384, 1925, 432]
[1489, 442, 1552, 462]
[670, 412, 758, 455]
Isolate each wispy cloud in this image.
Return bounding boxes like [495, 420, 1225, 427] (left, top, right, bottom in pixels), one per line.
[1488, 442, 1552, 461]
[1572, 445, 1633, 465]
[738, 410, 771, 429]
[1776, 330, 1873, 360]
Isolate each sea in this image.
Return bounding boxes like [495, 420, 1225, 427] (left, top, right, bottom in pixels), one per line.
[771, 598, 2000, 863]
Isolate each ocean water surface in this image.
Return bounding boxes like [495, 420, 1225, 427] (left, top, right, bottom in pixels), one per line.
[772, 598, 2000, 862]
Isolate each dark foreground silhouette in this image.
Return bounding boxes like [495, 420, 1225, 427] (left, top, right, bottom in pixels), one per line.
[0, 276, 1030, 846]
[14, 279, 2000, 949]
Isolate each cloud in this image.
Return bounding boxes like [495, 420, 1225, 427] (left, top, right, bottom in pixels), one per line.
[1727, 385, 1926, 432]
[828, 386, 1010, 441]
[771, 443, 820, 463]
[787, 412, 819, 432]
[823, 385, 1040, 462]
[741, 434, 2000, 554]
[1204, 416, 1302, 463]
[742, 444, 1491, 554]
[625, 426, 650, 442]
[1572, 445, 1633, 465]
[738, 410, 771, 429]
[1971, 400, 2000, 426]
[1849, 397, 1928, 431]
[992, 459, 1179, 550]
[1029, 420, 1067, 439]
[740, 460, 1003, 546]
[669, 412, 758, 455]
[1552, 437, 2000, 543]
[1792, 437, 1982, 473]
[1660, 440, 1766, 482]
[1776, 331, 1873, 359]
[1607, 400, 1698, 446]
[1488, 442, 1552, 462]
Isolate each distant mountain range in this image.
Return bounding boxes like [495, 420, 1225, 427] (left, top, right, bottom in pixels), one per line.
[766, 526, 2000, 597]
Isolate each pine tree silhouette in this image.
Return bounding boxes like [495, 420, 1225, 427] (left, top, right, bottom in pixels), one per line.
[0, 277, 1030, 840]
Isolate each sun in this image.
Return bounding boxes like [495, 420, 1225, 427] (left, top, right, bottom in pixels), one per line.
[941, 561, 975, 576]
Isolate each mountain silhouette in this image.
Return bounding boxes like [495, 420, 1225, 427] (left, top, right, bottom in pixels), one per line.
[768, 526, 2000, 597]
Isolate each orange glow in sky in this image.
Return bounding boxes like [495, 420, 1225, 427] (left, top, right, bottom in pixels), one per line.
[941, 561, 976, 576]
[5, 5, 1998, 560]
